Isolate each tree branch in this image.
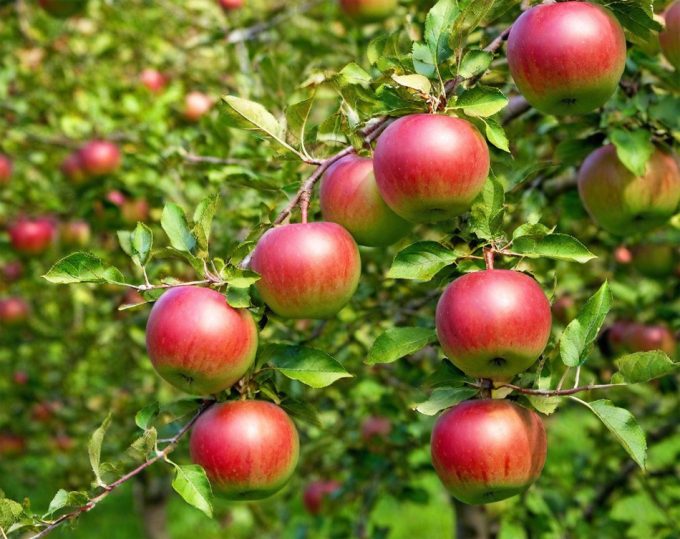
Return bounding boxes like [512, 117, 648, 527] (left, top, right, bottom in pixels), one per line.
[491, 382, 627, 397]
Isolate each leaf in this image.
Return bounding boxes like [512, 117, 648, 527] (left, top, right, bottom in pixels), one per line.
[221, 95, 289, 151]
[470, 176, 503, 240]
[574, 398, 646, 470]
[412, 42, 436, 78]
[171, 464, 213, 518]
[413, 387, 478, 415]
[126, 428, 158, 462]
[192, 194, 219, 256]
[43, 252, 125, 285]
[610, 129, 654, 177]
[454, 86, 508, 117]
[286, 96, 315, 144]
[336, 63, 372, 86]
[88, 413, 112, 487]
[44, 490, 89, 518]
[161, 203, 196, 253]
[560, 282, 612, 367]
[425, 0, 459, 66]
[131, 223, 153, 267]
[135, 402, 160, 430]
[513, 233, 597, 263]
[612, 351, 678, 384]
[525, 395, 560, 416]
[280, 399, 322, 428]
[481, 117, 510, 152]
[387, 241, 459, 281]
[262, 344, 353, 388]
[367, 327, 437, 365]
[458, 49, 493, 78]
[391, 74, 432, 94]
[0, 498, 23, 530]
[226, 286, 250, 308]
[608, 1, 662, 39]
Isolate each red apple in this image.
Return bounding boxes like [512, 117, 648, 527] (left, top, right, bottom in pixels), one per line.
[604, 320, 634, 356]
[106, 190, 126, 206]
[190, 400, 299, 500]
[631, 244, 676, 278]
[61, 152, 87, 183]
[31, 401, 58, 422]
[250, 222, 361, 319]
[184, 91, 214, 121]
[361, 416, 392, 442]
[0, 154, 12, 184]
[0, 297, 30, 325]
[660, 1, 680, 70]
[52, 434, 75, 452]
[507, 2, 626, 115]
[578, 145, 680, 235]
[8, 217, 56, 255]
[627, 324, 676, 356]
[320, 155, 411, 247]
[436, 270, 552, 380]
[373, 114, 489, 223]
[2, 261, 23, 283]
[146, 286, 258, 394]
[13, 371, 28, 385]
[0, 433, 26, 456]
[78, 140, 121, 177]
[140, 68, 168, 93]
[614, 246, 632, 265]
[218, 0, 244, 11]
[339, 0, 397, 21]
[38, 0, 86, 17]
[431, 399, 547, 504]
[121, 198, 150, 224]
[61, 219, 91, 247]
[303, 480, 341, 515]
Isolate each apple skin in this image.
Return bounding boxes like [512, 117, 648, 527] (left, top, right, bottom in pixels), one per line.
[184, 91, 214, 121]
[61, 152, 87, 183]
[218, 0, 244, 11]
[361, 416, 392, 441]
[140, 69, 168, 93]
[61, 219, 91, 247]
[8, 217, 56, 255]
[320, 155, 411, 247]
[2, 261, 23, 283]
[436, 270, 552, 381]
[614, 245, 633, 265]
[660, 1, 680, 70]
[190, 400, 299, 500]
[0, 154, 12, 184]
[373, 114, 489, 223]
[0, 297, 30, 325]
[39, 0, 86, 17]
[146, 286, 258, 394]
[577, 145, 680, 235]
[631, 244, 676, 278]
[507, 2, 626, 115]
[303, 480, 341, 515]
[79, 140, 121, 177]
[339, 0, 397, 21]
[431, 399, 546, 505]
[627, 324, 676, 356]
[250, 222, 361, 319]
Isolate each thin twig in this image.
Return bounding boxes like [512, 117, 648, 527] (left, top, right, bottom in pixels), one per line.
[493, 382, 627, 397]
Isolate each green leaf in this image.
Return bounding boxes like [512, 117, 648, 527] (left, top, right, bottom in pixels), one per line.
[560, 282, 613, 367]
[470, 176, 503, 240]
[161, 203, 197, 253]
[221, 95, 289, 150]
[336, 63, 372, 86]
[286, 96, 315, 145]
[226, 286, 250, 308]
[88, 413, 112, 487]
[126, 428, 157, 462]
[44, 490, 89, 518]
[574, 398, 647, 470]
[608, 1, 662, 39]
[513, 233, 597, 263]
[525, 395, 560, 416]
[458, 49, 493, 78]
[171, 464, 213, 518]
[0, 498, 23, 530]
[391, 74, 432, 94]
[280, 399, 322, 428]
[612, 351, 678, 384]
[454, 86, 508, 117]
[610, 129, 654, 177]
[135, 402, 160, 430]
[131, 223, 153, 267]
[262, 344, 353, 388]
[43, 252, 125, 285]
[413, 387, 478, 415]
[512, 223, 552, 240]
[192, 194, 219, 257]
[425, 0, 459, 67]
[412, 42, 436, 78]
[387, 241, 459, 281]
[481, 117, 510, 152]
[367, 327, 437, 365]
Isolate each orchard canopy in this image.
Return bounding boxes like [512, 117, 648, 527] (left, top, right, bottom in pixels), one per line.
[0, 0, 679, 538]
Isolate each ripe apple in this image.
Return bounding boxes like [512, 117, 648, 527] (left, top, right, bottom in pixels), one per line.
[121, 198, 150, 224]
[106, 189, 126, 206]
[0, 297, 30, 325]
[603, 320, 633, 356]
[0, 433, 26, 456]
[577, 145, 680, 235]
[61, 152, 87, 183]
[38, 0, 86, 17]
[436, 270, 552, 380]
[627, 324, 676, 356]
[52, 434, 75, 452]
[614, 245, 632, 265]
[373, 114, 489, 223]
[13, 371, 28, 385]
[361, 416, 392, 441]
[250, 222, 361, 319]
[0, 154, 12, 184]
[140, 68, 168, 93]
[2, 261, 23, 283]
[431, 399, 547, 504]
[184, 91, 214, 121]
[61, 219, 91, 247]
[631, 244, 676, 278]
[146, 286, 258, 394]
[78, 140, 121, 177]
[8, 217, 56, 255]
[218, 0, 243, 11]
[507, 2, 626, 115]
[190, 400, 299, 500]
[303, 480, 341, 515]
[338, 0, 397, 21]
[660, 1, 680, 70]
[320, 155, 411, 247]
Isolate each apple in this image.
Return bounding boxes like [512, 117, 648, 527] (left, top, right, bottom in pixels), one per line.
[604, 320, 633, 356]
[106, 190, 126, 206]
[431, 399, 547, 504]
[140, 68, 168, 93]
[13, 371, 28, 385]
[2, 261, 23, 283]
[303, 480, 341, 515]
[373, 114, 489, 223]
[218, 0, 244, 11]
[8, 217, 56, 255]
[577, 145, 680, 235]
[61, 152, 87, 183]
[614, 245, 632, 265]
[0, 154, 12, 184]
[39, 0, 86, 17]
[32, 401, 58, 422]
[250, 222, 361, 319]
[627, 324, 676, 356]
[660, 0, 680, 70]
[507, 2, 626, 115]
[61, 219, 91, 247]
[146, 286, 258, 394]
[190, 400, 299, 500]
[52, 434, 75, 452]
[551, 295, 575, 325]
[0, 297, 30, 325]
[631, 244, 676, 278]
[0, 433, 26, 456]
[320, 155, 411, 247]
[338, 0, 397, 21]
[436, 270, 552, 380]
[78, 140, 121, 177]
[121, 198, 150, 224]
[361, 416, 392, 442]
[184, 91, 214, 121]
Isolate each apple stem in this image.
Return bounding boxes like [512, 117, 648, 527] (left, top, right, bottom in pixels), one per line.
[483, 248, 495, 270]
